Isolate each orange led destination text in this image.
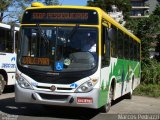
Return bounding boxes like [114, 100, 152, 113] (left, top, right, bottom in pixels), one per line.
[22, 57, 50, 65]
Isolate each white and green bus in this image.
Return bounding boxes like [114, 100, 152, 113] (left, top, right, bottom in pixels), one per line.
[15, 2, 141, 112]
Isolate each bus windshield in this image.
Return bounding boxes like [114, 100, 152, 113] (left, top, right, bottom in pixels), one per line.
[19, 26, 98, 72]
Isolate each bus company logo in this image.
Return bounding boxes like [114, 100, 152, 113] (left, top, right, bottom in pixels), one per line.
[11, 57, 16, 62]
[50, 85, 56, 91]
[2, 63, 15, 68]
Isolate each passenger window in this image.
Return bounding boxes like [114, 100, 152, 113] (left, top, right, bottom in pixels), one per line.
[110, 25, 118, 57]
[117, 30, 123, 59]
[124, 34, 129, 59]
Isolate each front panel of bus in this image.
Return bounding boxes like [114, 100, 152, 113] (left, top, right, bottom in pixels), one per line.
[15, 7, 102, 108]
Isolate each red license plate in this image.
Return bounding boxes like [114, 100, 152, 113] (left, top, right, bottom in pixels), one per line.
[77, 97, 93, 103]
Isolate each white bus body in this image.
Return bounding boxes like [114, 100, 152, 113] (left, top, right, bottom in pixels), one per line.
[0, 23, 19, 94]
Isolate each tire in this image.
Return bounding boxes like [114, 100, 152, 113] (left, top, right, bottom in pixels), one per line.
[0, 74, 5, 95]
[100, 86, 113, 113]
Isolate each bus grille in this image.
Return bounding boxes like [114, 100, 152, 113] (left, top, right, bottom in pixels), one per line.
[36, 86, 73, 91]
[38, 93, 69, 101]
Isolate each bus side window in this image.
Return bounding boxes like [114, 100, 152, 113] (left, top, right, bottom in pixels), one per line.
[128, 37, 132, 59]
[102, 25, 110, 67]
[110, 25, 118, 58]
[117, 29, 124, 59]
[134, 41, 137, 61]
[124, 34, 130, 59]
[130, 39, 134, 60]
[137, 42, 140, 61]
[0, 28, 12, 52]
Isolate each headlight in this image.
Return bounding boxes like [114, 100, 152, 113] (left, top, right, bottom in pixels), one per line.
[16, 74, 33, 89]
[75, 79, 98, 93]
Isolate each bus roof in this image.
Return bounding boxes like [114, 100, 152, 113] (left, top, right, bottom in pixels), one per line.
[0, 23, 20, 31]
[0, 23, 11, 29]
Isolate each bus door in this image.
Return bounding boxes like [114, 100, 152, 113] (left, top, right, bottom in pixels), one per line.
[99, 23, 111, 105]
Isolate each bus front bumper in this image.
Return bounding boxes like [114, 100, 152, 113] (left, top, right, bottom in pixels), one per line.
[15, 82, 100, 109]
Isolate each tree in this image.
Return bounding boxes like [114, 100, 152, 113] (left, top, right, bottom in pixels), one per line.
[151, 5, 160, 62]
[153, 5, 160, 16]
[155, 34, 160, 61]
[126, 7, 160, 63]
[0, 0, 13, 22]
[11, 0, 33, 23]
[44, 0, 59, 5]
[87, 0, 107, 11]
[87, 0, 131, 18]
[0, 0, 33, 23]
[126, 7, 160, 84]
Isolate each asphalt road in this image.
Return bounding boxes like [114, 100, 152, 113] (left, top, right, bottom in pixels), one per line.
[0, 86, 160, 120]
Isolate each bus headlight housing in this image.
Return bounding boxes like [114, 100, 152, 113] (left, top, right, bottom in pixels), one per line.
[75, 79, 98, 93]
[16, 74, 33, 89]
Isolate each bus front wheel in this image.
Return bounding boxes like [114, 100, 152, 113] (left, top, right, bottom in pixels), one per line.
[0, 74, 5, 95]
[100, 86, 113, 113]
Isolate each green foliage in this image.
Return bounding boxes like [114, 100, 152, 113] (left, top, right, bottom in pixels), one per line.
[87, 0, 131, 18]
[111, 0, 131, 17]
[87, 0, 107, 11]
[0, 0, 33, 23]
[126, 6, 160, 97]
[126, 15, 160, 62]
[0, 0, 13, 22]
[134, 84, 160, 97]
[13, 0, 34, 23]
[153, 5, 160, 61]
[125, 18, 139, 35]
[141, 59, 160, 84]
[154, 35, 160, 61]
[0, 0, 12, 11]
[153, 5, 160, 16]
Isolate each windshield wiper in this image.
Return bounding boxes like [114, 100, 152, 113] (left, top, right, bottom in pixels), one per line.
[65, 24, 79, 41]
[36, 24, 49, 45]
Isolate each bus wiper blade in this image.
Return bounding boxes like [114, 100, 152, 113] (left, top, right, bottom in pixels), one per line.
[66, 24, 79, 40]
[36, 24, 49, 44]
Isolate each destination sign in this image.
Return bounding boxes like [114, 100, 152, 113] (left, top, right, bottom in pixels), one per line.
[32, 12, 88, 20]
[22, 56, 50, 65]
[22, 9, 98, 25]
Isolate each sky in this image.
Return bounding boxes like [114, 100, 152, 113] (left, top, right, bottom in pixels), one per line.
[59, 0, 87, 6]
[3, 0, 88, 23]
